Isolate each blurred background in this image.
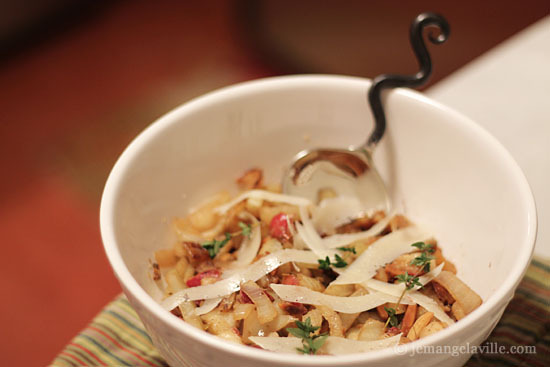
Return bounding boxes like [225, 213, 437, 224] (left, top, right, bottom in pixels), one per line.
[0, 0, 547, 365]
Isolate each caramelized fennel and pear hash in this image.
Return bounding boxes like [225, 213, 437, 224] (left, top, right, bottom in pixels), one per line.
[150, 168, 482, 356]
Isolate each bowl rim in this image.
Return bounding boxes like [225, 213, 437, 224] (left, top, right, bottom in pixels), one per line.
[100, 74, 537, 365]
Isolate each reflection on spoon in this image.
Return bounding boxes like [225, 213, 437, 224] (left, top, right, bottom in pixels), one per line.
[283, 148, 389, 216]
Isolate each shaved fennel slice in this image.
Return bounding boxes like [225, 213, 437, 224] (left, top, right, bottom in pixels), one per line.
[249, 334, 401, 355]
[248, 336, 302, 354]
[407, 292, 455, 326]
[331, 226, 432, 285]
[215, 190, 311, 215]
[270, 284, 411, 313]
[227, 212, 261, 268]
[364, 268, 454, 326]
[321, 213, 395, 248]
[363, 262, 445, 295]
[194, 297, 222, 315]
[295, 222, 333, 258]
[200, 219, 226, 239]
[161, 249, 319, 310]
[296, 205, 336, 259]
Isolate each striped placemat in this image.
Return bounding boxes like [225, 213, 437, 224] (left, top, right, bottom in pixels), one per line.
[50, 258, 550, 367]
[465, 258, 549, 367]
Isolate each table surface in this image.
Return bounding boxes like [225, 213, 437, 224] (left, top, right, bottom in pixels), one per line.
[427, 15, 550, 259]
[47, 11, 550, 367]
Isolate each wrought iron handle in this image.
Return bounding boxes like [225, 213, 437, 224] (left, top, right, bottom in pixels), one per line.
[366, 12, 450, 149]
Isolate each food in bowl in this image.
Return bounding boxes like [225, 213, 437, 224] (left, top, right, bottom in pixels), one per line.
[150, 168, 482, 355]
[100, 75, 536, 367]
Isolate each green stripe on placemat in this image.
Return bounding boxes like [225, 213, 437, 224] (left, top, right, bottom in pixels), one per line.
[50, 296, 168, 367]
[50, 258, 550, 367]
[465, 259, 550, 367]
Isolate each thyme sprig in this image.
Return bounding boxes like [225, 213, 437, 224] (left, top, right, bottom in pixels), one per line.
[411, 241, 435, 253]
[395, 272, 424, 290]
[383, 241, 434, 329]
[318, 256, 331, 270]
[336, 246, 357, 254]
[286, 317, 328, 355]
[201, 221, 253, 258]
[238, 221, 252, 237]
[333, 254, 348, 268]
[410, 251, 434, 272]
[384, 307, 399, 327]
[317, 254, 348, 270]
[411, 242, 434, 272]
[201, 233, 232, 259]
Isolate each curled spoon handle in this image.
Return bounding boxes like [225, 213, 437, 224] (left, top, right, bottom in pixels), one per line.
[366, 12, 450, 150]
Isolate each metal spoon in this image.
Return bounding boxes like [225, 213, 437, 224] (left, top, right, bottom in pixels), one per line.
[283, 12, 450, 217]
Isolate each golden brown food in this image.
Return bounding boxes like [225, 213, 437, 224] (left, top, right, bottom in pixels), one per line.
[150, 168, 482, 355]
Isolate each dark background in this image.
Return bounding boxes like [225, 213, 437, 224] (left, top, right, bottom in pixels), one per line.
[0, 1, 547, 365]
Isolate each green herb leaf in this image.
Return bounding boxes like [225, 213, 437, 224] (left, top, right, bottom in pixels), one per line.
[318, 256, 331, 270]
[395, 273, 413, 285]
[287, 327, 310, 340]
[395, 272, 423, 290]
[384, 307, 399, 327]
[382, 241, 434, 331]
[296, 317, 319, 334]
[288, 317, 320, 339]
[318, 254, 348, 270]
[289, 318, 327, 355]
[288, 318, 327, 355]
[410, 242, 435, 272]
[201, 232, 232, 258]
[410, 252, 434, 272]
[411, 241, 435, 253]
[409, 276, 424, 289]
[336, 246, 356, 254]
[332, 254, 348, 268]
[238, 221, 252, 237]
[309, 334, 328, 353]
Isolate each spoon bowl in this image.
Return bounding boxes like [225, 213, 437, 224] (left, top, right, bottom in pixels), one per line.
[282, 12, 450, 215]
[282, 147, 390, 215]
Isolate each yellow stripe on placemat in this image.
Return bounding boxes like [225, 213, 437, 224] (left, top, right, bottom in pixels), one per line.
[50, 257, 550, 367]
[465, 257, 550, 367]
[49, 295, 168, 367]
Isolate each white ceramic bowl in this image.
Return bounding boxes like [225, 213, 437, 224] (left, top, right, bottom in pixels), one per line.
[100, 75, 537, 367]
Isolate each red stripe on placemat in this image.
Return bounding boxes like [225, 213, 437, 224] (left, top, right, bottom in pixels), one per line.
[491, 329, 537, 345]
[70, 342, 107, 366]
[88, 325, 158, 367]
[503, 302, 547, 323]
[59, 351, 85, 365]
[519, 278, 550, 297]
